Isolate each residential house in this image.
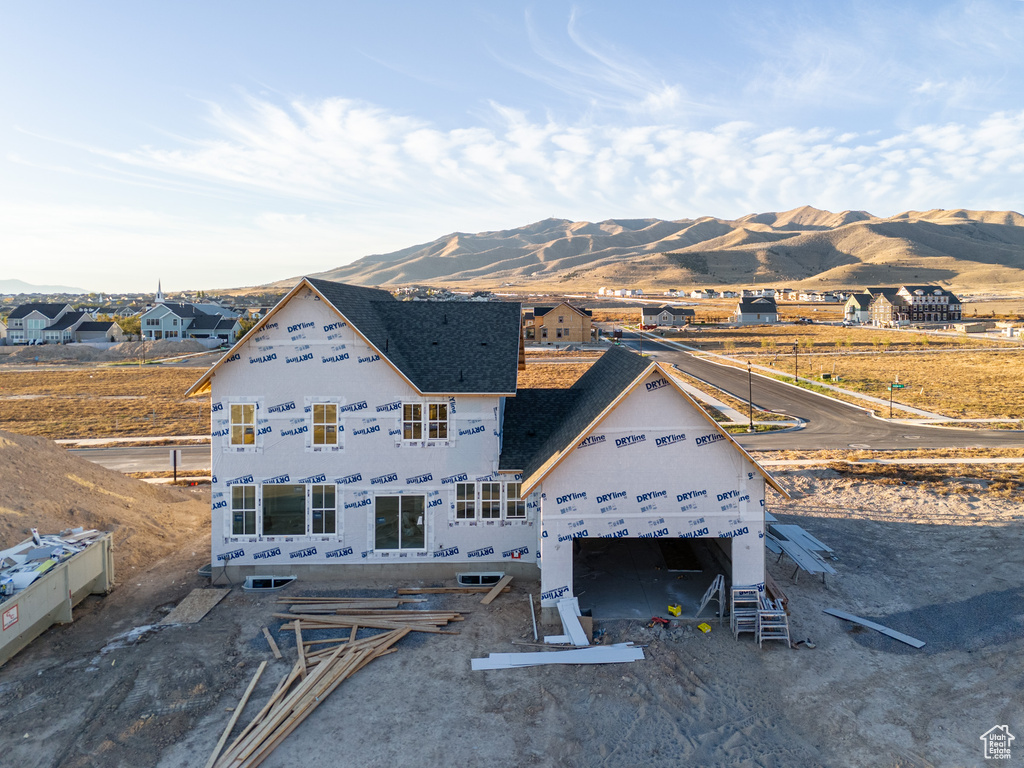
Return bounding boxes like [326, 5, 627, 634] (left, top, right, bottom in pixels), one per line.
[4, 303, 75, 344]
[641, 306, 695, 327]
[140, 302, 241, 343]
[75, 321, 127, 343]
[844, 293, 873, 323]
[43, 311, 91, 343]
[524, 302, 592, 344]
[186, 278, 784, 613]
[867, 285, 962, 327]
[734, 297, 779, 324]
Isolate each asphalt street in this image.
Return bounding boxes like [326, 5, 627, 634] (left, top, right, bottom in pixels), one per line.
[618, 333, 1024, 451]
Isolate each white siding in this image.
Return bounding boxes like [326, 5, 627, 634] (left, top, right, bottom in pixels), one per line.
[209, 288, 535, 568]
[535, 371, 765, 606]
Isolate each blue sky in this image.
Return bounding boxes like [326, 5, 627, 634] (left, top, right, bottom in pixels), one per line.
[3, 1, 1024, 292]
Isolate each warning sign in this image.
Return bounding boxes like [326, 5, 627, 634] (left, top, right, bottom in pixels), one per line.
[2, 604, 18, 631]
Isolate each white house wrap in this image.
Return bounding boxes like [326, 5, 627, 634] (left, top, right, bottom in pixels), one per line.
[187, 278, 787, 606]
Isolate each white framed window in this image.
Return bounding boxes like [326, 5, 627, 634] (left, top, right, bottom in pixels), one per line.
[480, 482, 501, 519]
[262, 484, 306, 537]
[374, 495, 425, 550]
[506, 482, 526, 518]
[231, 485, 256, 535]
[402, 404, 423, 440]
[456, 483, 476, 519]
[402, 402, 449, 442]
[427, 402, 448, 440]
[311, 484, 337, 535]
[230, 403, 256, 446]
[312, 403, 339, 446]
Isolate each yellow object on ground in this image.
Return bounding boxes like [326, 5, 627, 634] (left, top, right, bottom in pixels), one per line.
[698, 623, 712, 634]
[667, 604, 681, 617]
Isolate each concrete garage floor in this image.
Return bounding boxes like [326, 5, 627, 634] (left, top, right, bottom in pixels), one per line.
[572, 537, 727, 620]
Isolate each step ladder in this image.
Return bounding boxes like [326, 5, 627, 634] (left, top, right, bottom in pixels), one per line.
[696, 574, 725, 626]
[756, 597, 791, 648]
[730, 586, 760, 640]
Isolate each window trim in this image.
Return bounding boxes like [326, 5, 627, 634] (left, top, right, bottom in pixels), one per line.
[400, 400, 450, 444]
[230, 402, 257, 446]
[454, 481, 527, 522]
[311, 484, 337, 536]
[310, 400, 342, 450]
[373, 494, 427, 551]
[230, 485, 257, 536]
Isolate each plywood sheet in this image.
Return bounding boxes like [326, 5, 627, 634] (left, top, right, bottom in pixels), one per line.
[160, 588, 230, 625]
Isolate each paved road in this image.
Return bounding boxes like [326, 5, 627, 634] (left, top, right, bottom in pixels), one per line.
[70, 444, 211, 473]
[618, 333, 1024, 451]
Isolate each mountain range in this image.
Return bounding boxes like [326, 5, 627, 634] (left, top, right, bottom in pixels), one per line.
[298, 207, 1024, 293]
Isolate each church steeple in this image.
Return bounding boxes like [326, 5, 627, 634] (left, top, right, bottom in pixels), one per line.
[156, 279, 165, 303]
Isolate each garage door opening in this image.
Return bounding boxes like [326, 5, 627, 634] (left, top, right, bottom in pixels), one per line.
[573, 537, 730, 620]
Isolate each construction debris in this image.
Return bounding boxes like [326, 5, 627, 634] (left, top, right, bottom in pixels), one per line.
[210, 600, 464, 767]
[823, 608, 925, 648]
[480, 574, 514, 605]
[159, 588, 229, 626]
[471, 643, 645, 670]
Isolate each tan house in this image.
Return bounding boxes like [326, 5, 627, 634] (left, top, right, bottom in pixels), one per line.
[523, 302, 593, 344]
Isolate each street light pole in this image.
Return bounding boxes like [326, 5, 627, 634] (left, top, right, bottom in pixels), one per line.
[747, 361, 754, 432]
[793, 342, 798, 385]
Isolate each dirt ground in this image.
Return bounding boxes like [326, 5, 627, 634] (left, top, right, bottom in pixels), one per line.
[1, 446, 1021, 766]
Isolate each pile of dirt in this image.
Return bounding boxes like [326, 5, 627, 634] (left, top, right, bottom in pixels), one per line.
[0, 429, 209, 574]
[0, 339, 211, 365]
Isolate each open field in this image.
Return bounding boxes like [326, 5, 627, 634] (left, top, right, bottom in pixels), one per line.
[722, 348, 1024, 420]
[0, 366, 210, 438]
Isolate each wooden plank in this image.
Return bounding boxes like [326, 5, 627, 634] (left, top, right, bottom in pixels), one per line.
[480, 575, 514, 605]
[160, 588, 230, 625]
[261, 626, 282, 660]
[204, 660, 266, 768]
[294, 621, 306, 679]
[823, 608, 925, 648]
[398, 586, 510, 594]
[764, 572, 789, 612]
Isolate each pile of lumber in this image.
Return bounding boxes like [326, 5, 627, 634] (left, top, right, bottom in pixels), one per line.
[208, 599, 464, 768]
[272, 595, 464, 634]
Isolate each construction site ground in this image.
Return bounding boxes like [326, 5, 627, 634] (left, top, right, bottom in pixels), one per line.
[0, 434, 1020, 766]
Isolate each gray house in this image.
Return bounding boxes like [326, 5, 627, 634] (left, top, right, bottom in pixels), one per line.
[140, 302, 240, 343]
[641, 305, 695, 327]
[734, 297, 779, 324]
[4, 303, 74, 344]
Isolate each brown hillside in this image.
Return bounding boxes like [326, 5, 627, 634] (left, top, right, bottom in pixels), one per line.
[276, 207, 1024, 293]
[0, 431, 209, 574]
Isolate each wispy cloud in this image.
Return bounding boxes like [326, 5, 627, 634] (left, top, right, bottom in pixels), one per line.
[85, 94, 1024, 220]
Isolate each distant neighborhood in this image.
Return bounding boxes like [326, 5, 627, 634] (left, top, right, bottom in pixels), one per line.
[0, 282, 286, 346]
[2, 279, 1005, 347]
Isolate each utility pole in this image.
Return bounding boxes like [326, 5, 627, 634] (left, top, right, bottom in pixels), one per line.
[747, 361, 754, 432]
[793, 342, 798, 385]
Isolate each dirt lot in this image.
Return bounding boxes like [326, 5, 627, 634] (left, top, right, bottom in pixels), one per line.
[1, 435, 1020, 767]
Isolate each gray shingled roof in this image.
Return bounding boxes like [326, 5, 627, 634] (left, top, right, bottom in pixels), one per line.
[500, 345, 653, 476]
[7, 303, 71, 320]
[737, 297, 778, 312]
[46, 312, 88, 330]
[307, 277, 521, 394]
[76, 321, 118, 332]
[158, 303, 211, 318]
